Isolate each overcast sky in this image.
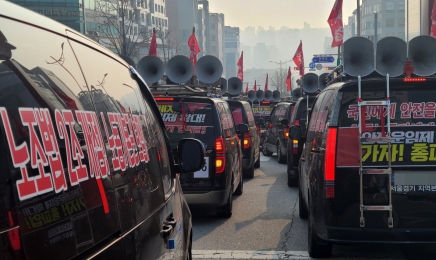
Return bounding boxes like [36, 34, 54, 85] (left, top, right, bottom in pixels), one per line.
[208, 0, 357, 30]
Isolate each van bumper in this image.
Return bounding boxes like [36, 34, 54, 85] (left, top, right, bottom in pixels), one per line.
[325, 226, 436, 243]
[242, 158, 252, 169]
[184, 190, 228, 207]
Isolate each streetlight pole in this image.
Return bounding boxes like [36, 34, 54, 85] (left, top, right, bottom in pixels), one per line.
[269, 60, 291, 92]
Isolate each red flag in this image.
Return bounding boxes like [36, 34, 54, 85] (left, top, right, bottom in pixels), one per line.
[245, 83, 248, 93]
[117, 101, 126, 113]
[327, 0, 344, 47]
[431, 1, 436, 37]
[293, 41, 305, 77]
[237, 51, 243, 81]
[253, 80, 257, 92]
[188, 28, 200, 70]
[50, 85, 79, 110]
[149, 28, 157, 56]
[286, 67, 291, 92]
[264, 74, 268, 91]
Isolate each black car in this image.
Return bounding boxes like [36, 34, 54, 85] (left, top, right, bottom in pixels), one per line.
[227, 100, 261, 178]
[252, 101, 274, 147]
[262, 102, 294, 164]
[296, 74, 436, 258]
[0, 2, 205, 259]
[286, 96, 316, 186]
[155, 96, 245, 218]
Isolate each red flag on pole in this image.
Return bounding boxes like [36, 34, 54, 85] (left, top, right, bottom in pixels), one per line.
[286, 67, 291, 92]
[237, 51, 244, 81]
[431, 1, 436, 37]
[245, 83, 248, 93]
[149, 28, 158, 56]
[264, 74, 268, 91]
[327, 0, 344, 47]
[188, 27, 200, 71]
[253, 80, 257, 92]
[293, 41, 305, 77]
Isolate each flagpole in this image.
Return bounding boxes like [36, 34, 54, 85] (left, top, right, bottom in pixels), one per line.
[357, 0, 361, 36]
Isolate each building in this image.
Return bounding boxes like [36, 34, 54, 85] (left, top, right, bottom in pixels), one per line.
[198, 0, 211, 56]
[407, 0, 434, 39]
[224, 26, 240, 78]
[197, 7, 208, 56]
[209, 13, 225, 75]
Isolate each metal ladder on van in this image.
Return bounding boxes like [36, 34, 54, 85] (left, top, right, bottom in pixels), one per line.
[357, 75, 393, 228]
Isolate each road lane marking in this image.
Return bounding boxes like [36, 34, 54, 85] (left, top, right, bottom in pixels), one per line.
[193, 250, 309, 259]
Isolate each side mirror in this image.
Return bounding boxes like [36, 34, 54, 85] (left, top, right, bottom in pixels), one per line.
[289, 125, 302, 140]
[177, 138, 205, 173]
[237, 123, 249, 134]
[280, 119, 289, 127]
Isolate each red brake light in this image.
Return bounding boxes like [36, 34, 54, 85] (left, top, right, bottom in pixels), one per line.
[324, 127, 337, 199]
[216, 137, 224, 153]
[269, 123, 273, 129]
[295, 120, 300, 126]
[284, 128, 289, 140]
[154, 97, 174, 101]
[7, 211, 20, 250]
[243, 132, 250, 149]
[404, 78, 426, 82]
[216, 137, 226, 174]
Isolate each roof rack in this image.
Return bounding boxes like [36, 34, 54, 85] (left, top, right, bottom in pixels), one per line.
[150, 84, 222, 97]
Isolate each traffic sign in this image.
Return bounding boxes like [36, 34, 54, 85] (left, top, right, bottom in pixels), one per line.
[316, 63, 323, 70]
[309, 62, 316, 69]
[312, 56, 335, 63]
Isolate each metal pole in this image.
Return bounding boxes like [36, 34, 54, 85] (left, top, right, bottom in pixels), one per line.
[357, 0, 361, 36]
[374, 11, 378, 68]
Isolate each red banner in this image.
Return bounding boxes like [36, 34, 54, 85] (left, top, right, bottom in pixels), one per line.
[149, 29, 157, 56]
[264, 74, 268, 91]
[245, 83, 248, 93]
[188, 30, 200, 71]
[253, 80, 257, 92]
[328, 0, 344, 47]
[237, 51, 243, 81]
[286, 67, 291, 91]
[293, 41, 304, 77]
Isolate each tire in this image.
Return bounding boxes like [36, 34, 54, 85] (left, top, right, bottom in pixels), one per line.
[254, 153, 260, 168]
[262, 139, 273, 156]
[277, 142, 286, 164]
[244, 159, 254, 179]
[234, 173, 243, 195]
[299, 188, 308, 218]
[216, 182, 233, 218]
[308, 198, 332, 258]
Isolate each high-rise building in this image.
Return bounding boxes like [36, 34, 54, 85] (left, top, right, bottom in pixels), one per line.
[224, 26, 240, 78]
[209, 13, 225, 75]
[407, 0, 434, 39]
[198, 1, 211, 55]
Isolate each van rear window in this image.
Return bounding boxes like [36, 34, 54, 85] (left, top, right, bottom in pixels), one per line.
[157, 101, 215, 144]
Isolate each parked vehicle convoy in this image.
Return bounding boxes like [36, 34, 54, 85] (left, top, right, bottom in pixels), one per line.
[262, 102, 294, 164]
[227, 100, 261, 178]
[0, 2, 206, 259]
[296, 36, 436, 258]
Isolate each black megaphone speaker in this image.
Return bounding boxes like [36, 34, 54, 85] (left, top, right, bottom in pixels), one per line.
[272, 90, 281, 102]
[292, 88, 302, 101]
[195, 55, 223, 84]
[318, 73, 329, 91]
[220, 77, 227, 93]
[137, 56, 164, 83]
[264, 90, 273, 101]
[302, 73, 319, 93]
[247, 90, 256, 101]
[343, 37, 375, 77]
[256, 90, 265, 101]
[376, 37, 407, 77]
[408, 35, 436, 76]
[166, 55, 194, 84]
[227, 77, 243, 96]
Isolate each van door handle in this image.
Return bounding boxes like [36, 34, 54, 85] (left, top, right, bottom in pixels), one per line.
[165, 216, 176, 227]
[161, 224, 173, 239]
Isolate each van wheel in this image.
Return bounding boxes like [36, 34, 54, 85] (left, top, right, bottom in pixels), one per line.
[244, 160, 254, 179]
[308, 198, 332, 258]
[262, 139, 273, 156]
[277, 142, 286, 164]
[299, 188, 308, 218]
[216, 182, 233, 218]
[254, 153, 260, 168]
[234, 173, 243, 195]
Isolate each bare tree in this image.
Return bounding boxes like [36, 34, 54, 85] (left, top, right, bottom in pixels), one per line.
[270, 68, 288, 92]
[90, 0, 151, 58]
[154, 25, 183, 66]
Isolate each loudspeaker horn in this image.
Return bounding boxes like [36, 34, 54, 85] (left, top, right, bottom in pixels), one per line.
[272, 90, 281, 102]
[376, 37, 407, 77]
[195, 55, 223, 84]
[343, 37, 375, 77]
[318, 73, 329, 91]
[292, 88, 302, 101]
[408, 35, 436, 76]
[227, 77, 243, 96]
[119, 54, 136, 69]
[302, 73, 319, 93]
[247, 90, 256, 101]
[264, 90, 273, 101]
[166, 55, 194, 84]
[220, 77, 227, 93]
[256, 90, 265, 101]
[137, 56, 165, 83]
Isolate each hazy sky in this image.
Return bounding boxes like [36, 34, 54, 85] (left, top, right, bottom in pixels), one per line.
[208, 0, 357, 30]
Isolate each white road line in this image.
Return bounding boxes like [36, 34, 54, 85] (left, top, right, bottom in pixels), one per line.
[192, 250, 310, 259]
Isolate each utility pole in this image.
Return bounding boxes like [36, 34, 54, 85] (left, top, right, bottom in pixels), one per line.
[269, 60, 291, 92]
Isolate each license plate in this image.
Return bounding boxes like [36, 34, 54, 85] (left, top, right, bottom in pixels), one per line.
[194, 157, 209, 178]
[392, 171, 436, 193]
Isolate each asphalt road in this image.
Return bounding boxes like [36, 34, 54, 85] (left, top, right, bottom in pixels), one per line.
[190, 154, 436, 260]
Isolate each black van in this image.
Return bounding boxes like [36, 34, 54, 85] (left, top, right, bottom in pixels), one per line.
[286, 96, 316, 186]
[263, 102, 294, 164]
[0, 2, 205, 259]
[227, 100, 261, 178]
[155, 96, 245, 218]
[296, 76, 436, 258]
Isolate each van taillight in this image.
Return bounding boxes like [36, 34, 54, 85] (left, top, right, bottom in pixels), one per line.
[292, 139, 298, 154]
[243, 131, 250, 149]
[7, 211, 20, 250]
[295, 120, 300, 126]
[324, 127, 337, 199]
[216, 137, 226, 174]
[284, 127, 289, 140]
